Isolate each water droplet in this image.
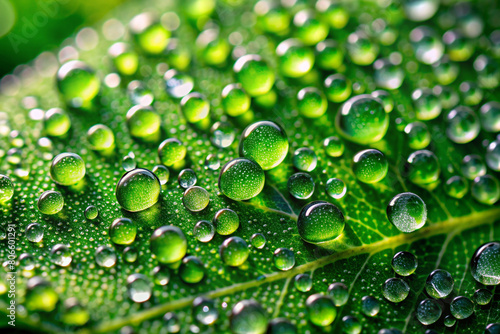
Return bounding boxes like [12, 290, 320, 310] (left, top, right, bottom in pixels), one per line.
[425, 269, 454, 298]
[411, 89, 442, 121]
[267, 318, 297, 334]
[306, 294, 337, 326]
[109, 42, 138, 76]
[152, 265, 170, 286]
[471, 242, 500, 285]
[210, 121, 235, 149]
[158, 138, 186, 167]
[127, 273, 152, 303]
[193, 220, 215, 242]
[474, 288, 493, 305]
[239, 121, 288, 170]
[152, 165, 170, 185]
[382, 278, 410, 303]
[163, 312, 180, 333]
[129, 13, 170, 54]
[44, 108, 71, 137]
[405, 150, 440, 186]
[0, 174, 14, 203]
[450, 296, 474, 319]
[276, 38, 315, 78]
[61, 298, 90, 326]
[230, 300, 268, 334]
[179, 255, 205, 284]
[444, 29, 474, 62]
[213, 208, 239, 235]
[287, 173, 314, 199]
[327, 282, 349, 306]
[115, 168, 161, 212]
[87, 124, 114, 151]
[486, 139, 500, 171]
[222, 83, 251, 117]
[474, 55, 500, 88]
[205, 154, 220, 170]
[95, 245, 117, 268]
[57, 61, 100, 107]
[219, 158, 265, 201]
[38, 190, 64, 215]
[251, 233, 266, 249]
[234, 54, 275, 96]
[403, 0, 438, 21]
[446, 106, 480, 144]
[220, 236, 249, 267]
[122, 154, 136, 171]
[479, 101, 500, 132]
[164, 69, 194, 98]
[353, 149, 388, 183]
[336, 94, 388, 144]
[180, 92, 210, 123]
[126, 105, 160, 139]
[273, 248, 295, 271]
[294, 274, 312, 292]
[25, 277, 58, 312]
[391, 251, 418, 276]
[374, 58, 404, 90]
[127, 80, 154, 106]
[325, 178, 346, 199]
[432, 57, 459, 85]
[461, 154, 486, 180]
[361, 296, 380, 317]
[444, 315, 456, 327]
[324, 74, 351, 103]
[443, 175, 467, 199]
[183, 186, 209, 212]
[178, 169, 197, 189]
[193, 297, 218, 325]
[109, 218, 137, 245]
[123, 246, 138, 263]
[297, 201, 345, 244]
[297, 87, 327, 118]
[292, 147, 317, 172]
[25, 223, 44, 243]
[387, 192, 427, 233]
[486, 323, 500, 334]
[19, 253, 36, 271]
[323, 136, 344, 158]
[404, 122, 430, 149]
[50, 244, 72, 267]
[346, 31, 379, 66]
[50, 153, 86, 186]
[150, 226, 187, 264]
[471, 175, 500, 205]
[342, 315, 362, 334]
[293, 9, 329, 45]
[315, 40, 343, 70]
[410, 26, 443, 64]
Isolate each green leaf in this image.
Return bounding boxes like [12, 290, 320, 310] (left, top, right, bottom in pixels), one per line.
[0, 1, 499, 334]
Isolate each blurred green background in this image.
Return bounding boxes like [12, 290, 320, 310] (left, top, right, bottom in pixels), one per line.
[0, 0, 126, 77]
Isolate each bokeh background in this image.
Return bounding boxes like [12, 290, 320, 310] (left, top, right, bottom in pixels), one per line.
[0, 0, 126, 77]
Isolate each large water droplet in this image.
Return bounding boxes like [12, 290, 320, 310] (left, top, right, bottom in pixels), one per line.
[50, 153, 86, 186]
[150, 226, 187, 264]
[336, 94, 389, 144]
[218, 158, 265, 201]
[297, 201, 345, 244]
[115, 168, 161, 212]
[387, 192, 427, 233]
[239, 121, 288, 170]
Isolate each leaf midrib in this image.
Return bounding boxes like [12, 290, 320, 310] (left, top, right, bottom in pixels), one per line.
[78, 207, 500, 334]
